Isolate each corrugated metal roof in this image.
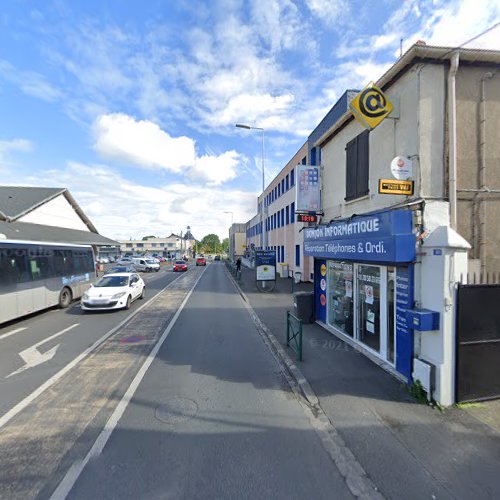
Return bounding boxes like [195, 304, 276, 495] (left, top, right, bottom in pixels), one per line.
[0, 221, 119, 246]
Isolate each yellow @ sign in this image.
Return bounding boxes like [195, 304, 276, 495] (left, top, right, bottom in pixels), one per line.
[350, 84, 393, 130]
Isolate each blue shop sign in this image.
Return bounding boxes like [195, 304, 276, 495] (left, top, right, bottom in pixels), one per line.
[255, 250, 276, 267]
[304, 209, 416, 263]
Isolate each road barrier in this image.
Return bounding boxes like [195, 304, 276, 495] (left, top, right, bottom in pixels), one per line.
[286, 311, 303, 361]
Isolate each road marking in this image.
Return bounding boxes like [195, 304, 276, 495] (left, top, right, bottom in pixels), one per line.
[6, 324, 79, 378]
[0, 327, 27, 341]
[50, 266, 208, 500]
[0, 272, 186, 431]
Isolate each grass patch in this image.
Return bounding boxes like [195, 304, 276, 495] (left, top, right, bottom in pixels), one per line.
[456, 402, 485, 409]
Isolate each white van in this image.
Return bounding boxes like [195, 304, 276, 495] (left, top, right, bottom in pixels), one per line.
[132, 257, 160, 272]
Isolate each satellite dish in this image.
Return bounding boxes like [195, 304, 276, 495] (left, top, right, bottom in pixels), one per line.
[390, 156, 413, 180]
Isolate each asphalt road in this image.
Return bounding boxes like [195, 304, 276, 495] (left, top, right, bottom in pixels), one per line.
[0, 265, 181, 422]
[0, 262, 354, 499]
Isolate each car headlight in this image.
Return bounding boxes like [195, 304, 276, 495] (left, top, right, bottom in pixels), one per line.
[82, 293, 89, 300]
[112, 291, 127, 299]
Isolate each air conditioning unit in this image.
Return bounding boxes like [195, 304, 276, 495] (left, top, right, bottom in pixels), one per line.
[412, 358, 435, 401]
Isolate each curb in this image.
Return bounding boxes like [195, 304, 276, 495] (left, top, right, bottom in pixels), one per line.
[226, 268, 384, 499]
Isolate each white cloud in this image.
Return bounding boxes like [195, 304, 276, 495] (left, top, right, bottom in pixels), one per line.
[93, 113, 196, 172]
[0, 60, 62, 102]
[305, 0, 350, 26]
[4, 161, 257, 241]
[190, 151, 240, 186]
[0, 138, 33, 156]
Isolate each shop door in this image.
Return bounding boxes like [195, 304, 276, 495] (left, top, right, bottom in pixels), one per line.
[355, 264, 387, 357]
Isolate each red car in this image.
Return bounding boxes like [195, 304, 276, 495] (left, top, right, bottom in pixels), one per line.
[173, 260, 188, 272]
[196, 257, 206, 266]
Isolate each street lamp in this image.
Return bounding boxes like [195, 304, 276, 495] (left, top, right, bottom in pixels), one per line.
[235, 123, 266, 249]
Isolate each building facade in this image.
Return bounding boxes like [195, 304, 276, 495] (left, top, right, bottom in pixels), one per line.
[305, 44, 500, 406]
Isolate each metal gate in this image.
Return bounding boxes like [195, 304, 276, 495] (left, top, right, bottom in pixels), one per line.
[456, 283, 500, 402]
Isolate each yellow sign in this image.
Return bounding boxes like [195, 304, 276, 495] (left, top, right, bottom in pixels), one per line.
[378, 179, 414, 196]
[350, 84, 393, 130]
[320, 264, 327, 276]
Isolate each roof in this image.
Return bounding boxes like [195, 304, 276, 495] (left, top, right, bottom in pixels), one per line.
[314, 44, 500, 149]
[0, 221, 119, 247]
[0, 186, 97, 232]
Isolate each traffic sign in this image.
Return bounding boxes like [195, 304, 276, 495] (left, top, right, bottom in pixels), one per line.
[378, 179, 414, 196]
[350, 84, 393, 130]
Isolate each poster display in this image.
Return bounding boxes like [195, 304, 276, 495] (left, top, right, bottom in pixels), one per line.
[255, 250, 276, 281]
[296, 164, 321, 213]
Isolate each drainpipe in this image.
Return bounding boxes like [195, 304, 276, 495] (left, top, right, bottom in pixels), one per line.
[448, 51, 459, 230]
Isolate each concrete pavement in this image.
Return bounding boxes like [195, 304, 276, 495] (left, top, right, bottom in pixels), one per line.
[234, 262, 500, 500]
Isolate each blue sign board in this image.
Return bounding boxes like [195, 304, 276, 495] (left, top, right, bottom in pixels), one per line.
[303, 209, 416, 263]
[255, 250, 276, 281]
[395, 266, 414, 381]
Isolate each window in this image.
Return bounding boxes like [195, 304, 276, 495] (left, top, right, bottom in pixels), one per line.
[281, 208, 284, 227]
[278, 183, 281, 197]
[295, 245, 300, 266]
[281, 246, 284, 264]
[345, 130, 369, 201]
[277, 212, 281, 228]
[291, 202, 295, 223]
[286, 174, 289, 191]
[273, 213, 277, 229]
[126, 243, 133, 248]
[137, 243, 144, 248]
[291, 169, 295, 186]
[286, 206, 289, 225]
[281, 179, 285, 193]
[302, 156, 306, 165]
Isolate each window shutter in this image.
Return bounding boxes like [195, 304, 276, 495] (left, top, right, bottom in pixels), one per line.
[345, 137, 357, 201]
[356, 130, 369, 197]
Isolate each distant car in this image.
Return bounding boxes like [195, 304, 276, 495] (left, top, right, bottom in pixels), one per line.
[132, 257, 160, 272]
[109, 265, 136, 273]
[81, 272, 145, 311]
[214, 255, 221, 261]
[173, 260, 188, 272]
[118, 257, 133, 265]
[196, 257, 206, 266]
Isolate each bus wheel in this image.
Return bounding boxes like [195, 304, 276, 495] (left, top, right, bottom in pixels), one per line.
[59, 287, 72, 308]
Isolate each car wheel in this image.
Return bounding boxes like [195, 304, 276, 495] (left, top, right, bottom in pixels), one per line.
[139, 287, 145, 299]
[59, 287, 72, 308]
[124, 295, 132, 310]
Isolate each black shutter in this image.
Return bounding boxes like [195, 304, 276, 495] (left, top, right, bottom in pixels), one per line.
[356, 130, 369, 198]
[345, 136, 357, 201]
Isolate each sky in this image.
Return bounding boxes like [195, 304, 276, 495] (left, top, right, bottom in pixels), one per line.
[0, 0, 499, 242]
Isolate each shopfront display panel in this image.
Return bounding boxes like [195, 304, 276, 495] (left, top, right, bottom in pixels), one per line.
[357, 265, 382, 352]
[327, 261, 354, 336]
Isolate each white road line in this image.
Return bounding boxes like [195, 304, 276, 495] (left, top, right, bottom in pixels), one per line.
[50, 266, 208, 500]
[0, 272, 186, 431]
[32, 324, 79, 350]
[0, 327, 27, 341]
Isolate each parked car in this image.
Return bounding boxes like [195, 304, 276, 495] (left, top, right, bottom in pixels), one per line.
[81, 273, 145, 311]
[173, 260, 188, 272]
[132, 257, 160, 272]
[109, 265, 136, 273]
[196, 257, 206, 266]
[118, 257, 133, 265]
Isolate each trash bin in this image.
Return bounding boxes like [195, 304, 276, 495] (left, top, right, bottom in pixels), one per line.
[280, 263, 289, 278]
[293, 291, 314, 324]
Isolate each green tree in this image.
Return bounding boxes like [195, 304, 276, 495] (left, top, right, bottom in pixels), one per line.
[221, 237, 229, 253]
[142, 235, 157, 240]
[200, 233, 220, 253]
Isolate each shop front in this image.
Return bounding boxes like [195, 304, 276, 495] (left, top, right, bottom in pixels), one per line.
[305, 209, 416, 381]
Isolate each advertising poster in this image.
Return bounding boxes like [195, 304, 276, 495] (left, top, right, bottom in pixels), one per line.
[296, 164, 321, 213]
[255, 250, 276, 281]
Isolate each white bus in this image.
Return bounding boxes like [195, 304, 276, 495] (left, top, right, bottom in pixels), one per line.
[0, 239, 96, 324]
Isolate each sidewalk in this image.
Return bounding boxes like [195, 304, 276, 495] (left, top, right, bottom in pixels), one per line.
[235, 264, 500, 500]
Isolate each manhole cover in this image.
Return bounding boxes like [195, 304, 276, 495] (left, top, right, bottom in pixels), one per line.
[121, 335, 145, 344]
[155, 397, 198, 425]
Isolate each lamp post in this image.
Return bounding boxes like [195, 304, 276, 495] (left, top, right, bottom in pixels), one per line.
[235, 123, 266, 249]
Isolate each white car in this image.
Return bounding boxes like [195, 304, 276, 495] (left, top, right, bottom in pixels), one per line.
[81, 273, 145, 311]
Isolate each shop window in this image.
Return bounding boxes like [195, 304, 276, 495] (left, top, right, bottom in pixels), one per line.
[357, 264, 381, 351]
[327, 261, 354, 337]
[345, 130, 369, 201]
